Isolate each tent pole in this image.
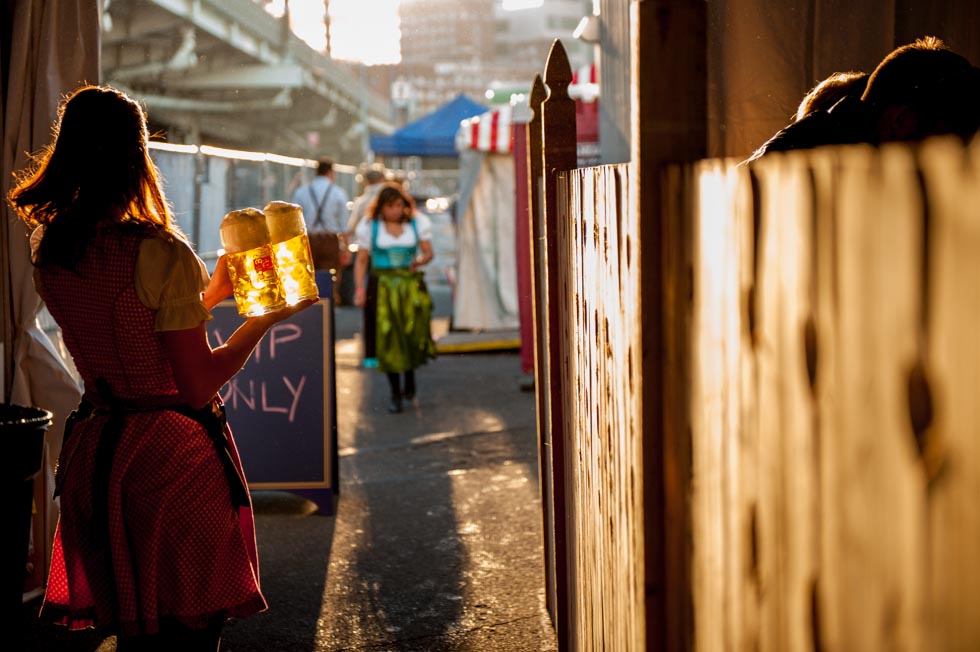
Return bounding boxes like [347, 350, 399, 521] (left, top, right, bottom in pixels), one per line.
[0, 0, 11, 401]
[1, 204, 12, 402]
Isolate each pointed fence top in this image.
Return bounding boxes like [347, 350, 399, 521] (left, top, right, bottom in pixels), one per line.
[544, 39, 572, 91]
[529, 74, 546, 114]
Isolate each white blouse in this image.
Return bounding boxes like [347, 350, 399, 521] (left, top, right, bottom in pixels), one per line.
[354, 213, 433, 252]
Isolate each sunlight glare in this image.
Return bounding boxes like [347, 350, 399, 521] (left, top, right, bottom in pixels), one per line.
[263, 0, 285, 18]
[291, 0, 327, 51]
[502, 0, 544, 10]
[329, 0, 402, 65]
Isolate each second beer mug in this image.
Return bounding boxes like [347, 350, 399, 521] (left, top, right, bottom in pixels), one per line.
[264, 201, 319, 304]
[219, 207, 287, 317]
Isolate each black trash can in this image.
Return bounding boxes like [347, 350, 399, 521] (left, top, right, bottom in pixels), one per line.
[0, 404, 52, 622]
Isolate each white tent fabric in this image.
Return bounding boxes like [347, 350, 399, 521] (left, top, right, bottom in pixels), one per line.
[452, 147, 519, 331]
[1, 0, 100, 590]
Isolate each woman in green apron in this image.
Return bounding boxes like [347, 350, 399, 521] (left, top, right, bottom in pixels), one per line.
[353, 183, 437, 412]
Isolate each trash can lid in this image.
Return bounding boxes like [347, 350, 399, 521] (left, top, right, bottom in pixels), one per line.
[0, 403, 54, 427]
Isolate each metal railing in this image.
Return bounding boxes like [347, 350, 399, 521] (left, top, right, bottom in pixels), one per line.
[149, 142, 358, 264]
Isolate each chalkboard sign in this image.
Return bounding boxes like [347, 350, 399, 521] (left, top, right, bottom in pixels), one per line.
[208, 298, 335, 505]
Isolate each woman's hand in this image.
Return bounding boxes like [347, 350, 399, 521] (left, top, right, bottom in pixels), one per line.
[409, 240, 434, 272]
[354, 288, 366, 308]
[247, 297, 319, 330]
[203, 254, 234, 311]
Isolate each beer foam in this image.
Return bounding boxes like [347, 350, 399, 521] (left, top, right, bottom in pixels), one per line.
[219, 207, 271, 253]
[263, 201, 307, 244]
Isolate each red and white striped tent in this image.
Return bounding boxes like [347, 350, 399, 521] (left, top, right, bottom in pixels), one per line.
[570, 63, 599, 103]
[572, 62, 597, 85]
[456, 104, 514, 153]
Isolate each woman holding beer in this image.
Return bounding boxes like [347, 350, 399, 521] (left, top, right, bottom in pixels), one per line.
[8, 85, 315, 650]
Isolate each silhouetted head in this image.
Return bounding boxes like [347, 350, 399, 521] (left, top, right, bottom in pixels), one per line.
[8, 85, 173, 268]
[745, 95, 874, 162]
[796, 71, 870, 122]
[862, 36, 980, 142]
[746, 37, 980, 163]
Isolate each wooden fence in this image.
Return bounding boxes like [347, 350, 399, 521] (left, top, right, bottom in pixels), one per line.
[529, 41, 648, 651]
[529, 38, 980, 652]
[685, 139, 980, 652]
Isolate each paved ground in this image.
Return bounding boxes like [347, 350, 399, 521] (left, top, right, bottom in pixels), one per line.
[17, 284, 557, 652]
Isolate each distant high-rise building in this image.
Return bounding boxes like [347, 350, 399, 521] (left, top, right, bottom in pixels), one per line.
[396, 0, 592, 119]
[493, 0, 591, 80]
[400, 0, 496, 67]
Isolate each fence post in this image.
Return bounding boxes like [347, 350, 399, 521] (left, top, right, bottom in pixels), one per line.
[632, 1, 706, 650]
[542, 39, 577, 649]
[526, 73, 560, 628]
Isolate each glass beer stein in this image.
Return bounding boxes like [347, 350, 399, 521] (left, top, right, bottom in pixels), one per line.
[219, 207, 286, 317]
[264, 201, 319, 304]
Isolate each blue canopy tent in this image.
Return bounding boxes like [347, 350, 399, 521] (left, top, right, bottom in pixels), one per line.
[370, 94, 487, 157]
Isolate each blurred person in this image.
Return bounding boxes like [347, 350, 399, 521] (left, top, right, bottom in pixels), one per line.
[346, 165, 388, 235]
[746, 37, 980, 162]
[745, 71, 871, 161]
[347, 166, 388, 367]
[291, 156, 351, 304]
[8, 85, 316, 651]
[353, 183, 436, 413]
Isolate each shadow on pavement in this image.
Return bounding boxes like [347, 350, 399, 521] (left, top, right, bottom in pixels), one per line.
[313, 306, 470, 649]
[318, 299, 550, 650]
[222, 492, 337, 651]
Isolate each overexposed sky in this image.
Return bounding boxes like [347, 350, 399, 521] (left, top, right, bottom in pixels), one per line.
[329, 0, 401, 64]
[502, 0, 544, 9]
[263, 0, 401, 64]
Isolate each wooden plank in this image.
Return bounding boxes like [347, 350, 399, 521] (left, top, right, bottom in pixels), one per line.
[917, 137, 980, 649]
[605, 163, 638, 650]
[822, 144, 925, 650]
[563, 164, 645, 650]
[753, 152, 822, 652]
[808, 146, 844, 652]
[660, 159, 696, 652]
[689, 159, 740, 652]
[732, 160, 761, 652]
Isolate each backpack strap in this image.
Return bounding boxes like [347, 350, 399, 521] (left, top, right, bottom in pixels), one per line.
[309, 182, 335, 230]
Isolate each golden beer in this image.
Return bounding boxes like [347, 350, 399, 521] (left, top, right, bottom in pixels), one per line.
[220, 208, 286, 317]
[263, 201, 319, 304]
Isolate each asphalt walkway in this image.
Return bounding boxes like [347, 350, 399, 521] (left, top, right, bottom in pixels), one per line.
[19, 284, 557, 651]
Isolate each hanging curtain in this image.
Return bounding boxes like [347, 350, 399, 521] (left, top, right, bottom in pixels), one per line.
[1, 0, 100, 592]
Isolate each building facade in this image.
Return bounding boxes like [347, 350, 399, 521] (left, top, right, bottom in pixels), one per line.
[397, 0, 592, 119]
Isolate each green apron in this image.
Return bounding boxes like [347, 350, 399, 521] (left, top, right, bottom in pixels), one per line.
[371, 219, 436, 373]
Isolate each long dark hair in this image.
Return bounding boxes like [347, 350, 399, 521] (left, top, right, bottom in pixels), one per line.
[8, 85, 176, 269]
[368, 183, 414, 223]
